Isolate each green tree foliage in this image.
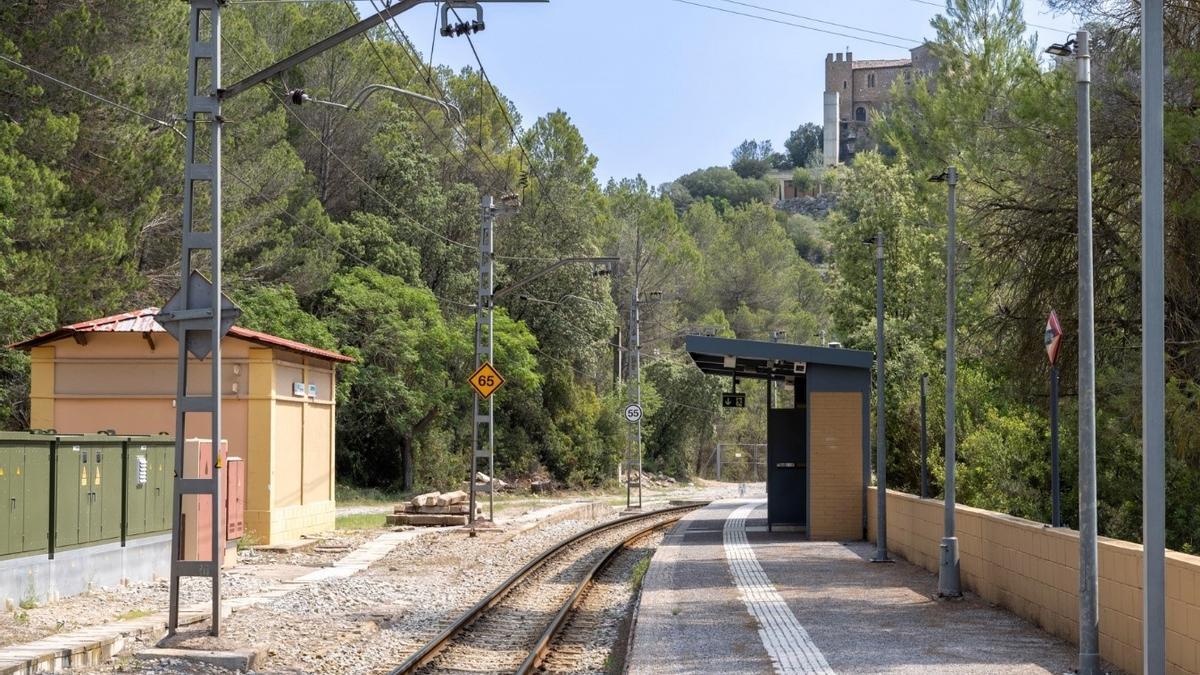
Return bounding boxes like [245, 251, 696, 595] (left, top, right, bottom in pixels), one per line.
[822, 0, 1200, 550]
[0, 1, 831, 499]
[730, 139, 774, 178]
[784, 122, 824, 168]
[666, 167, 774, 212]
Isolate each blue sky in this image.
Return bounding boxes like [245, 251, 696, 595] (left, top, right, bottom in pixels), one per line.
[353, 0, 1080, 186]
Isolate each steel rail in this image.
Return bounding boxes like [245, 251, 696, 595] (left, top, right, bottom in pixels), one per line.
[515, 515, 678, 674]
[389, 502, 703, 675]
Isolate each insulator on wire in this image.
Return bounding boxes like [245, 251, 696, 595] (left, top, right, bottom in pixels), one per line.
[288, 89, 307, 105]
[471, 20, 485, 33]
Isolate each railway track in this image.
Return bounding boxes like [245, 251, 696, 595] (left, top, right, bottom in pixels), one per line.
[388, 503, 702, 675]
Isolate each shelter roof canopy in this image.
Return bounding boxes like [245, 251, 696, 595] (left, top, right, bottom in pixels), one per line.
[685, 335, 872, 381]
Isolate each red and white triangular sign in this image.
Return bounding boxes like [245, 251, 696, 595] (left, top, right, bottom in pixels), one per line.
[1045, 310, 1064, 365]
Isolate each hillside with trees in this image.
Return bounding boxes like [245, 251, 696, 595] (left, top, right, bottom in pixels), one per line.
[0, 1, 826, 495]
[1, 0, 1197, 551]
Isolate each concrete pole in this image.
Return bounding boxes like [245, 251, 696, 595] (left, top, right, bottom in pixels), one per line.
[938, 167, 962, 597]
[920, 373, 929, 499]
[872, 232, 890, 563]
[634, 226, 643, 510]
[1074, 31, 1101, 674]
[1140, 8, 1166, 671]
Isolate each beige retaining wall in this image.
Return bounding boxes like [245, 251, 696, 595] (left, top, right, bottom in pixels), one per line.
[867, 488, 1200, 674]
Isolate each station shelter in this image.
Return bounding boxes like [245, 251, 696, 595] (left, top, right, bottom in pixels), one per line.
[686, 336, 872, 540]
[10, 308, 354, 544]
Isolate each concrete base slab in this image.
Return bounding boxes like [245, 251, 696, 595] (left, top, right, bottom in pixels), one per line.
[136, 647, 263, 671]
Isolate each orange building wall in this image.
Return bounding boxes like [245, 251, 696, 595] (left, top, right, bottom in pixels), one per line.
[30, 332, 336, 544]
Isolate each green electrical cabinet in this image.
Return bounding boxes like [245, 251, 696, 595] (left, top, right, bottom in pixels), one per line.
[0, 433, 51, 558]
[123, 436, 174, 538]
[53, 438, 86, 548]
[125, 440, 149, 538]
[22, 440, 49, 552]
[79, 435, 124, 544]
[153, 438, 174, 533]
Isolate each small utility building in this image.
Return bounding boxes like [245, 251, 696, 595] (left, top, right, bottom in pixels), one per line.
[12, 308, 353, 544]
[686, 336, 872, 540]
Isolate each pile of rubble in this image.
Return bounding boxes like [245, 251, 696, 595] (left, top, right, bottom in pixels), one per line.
[626, 470, 680, 489]
[387, 491, 481, 527]
[463, 471, 509, 493]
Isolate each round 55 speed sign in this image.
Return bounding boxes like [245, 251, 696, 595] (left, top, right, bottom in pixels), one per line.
[624, 403, 643, 423]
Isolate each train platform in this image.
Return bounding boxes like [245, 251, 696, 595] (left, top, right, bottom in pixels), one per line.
[628, 500, 1083, 674]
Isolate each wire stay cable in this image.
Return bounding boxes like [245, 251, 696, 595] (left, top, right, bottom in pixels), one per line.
[0, 53, 184, 137]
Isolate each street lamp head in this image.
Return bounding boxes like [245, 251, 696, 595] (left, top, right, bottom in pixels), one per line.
[1044, 38, 1077, 58]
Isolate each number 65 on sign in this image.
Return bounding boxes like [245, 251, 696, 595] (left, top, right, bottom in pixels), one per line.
[469, 362, 505, 399]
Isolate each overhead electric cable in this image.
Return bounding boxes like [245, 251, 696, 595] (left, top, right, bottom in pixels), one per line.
[712, 0, 920, 43]
[0, 53, 476, 311]
[360, 0, 514, 194]
[222, 34, 480, 257]
[665, 0, 913, 49]
[357, 2, 562, 262]
[905, 0, 1072, 33]
[448, 5, 588, 256]
[224, 166, 477, 309]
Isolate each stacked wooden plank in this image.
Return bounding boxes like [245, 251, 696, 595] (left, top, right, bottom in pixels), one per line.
[386, 490, 481, 526]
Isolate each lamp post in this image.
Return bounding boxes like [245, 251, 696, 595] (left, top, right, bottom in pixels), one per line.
[1047, 32, 1099, 673]
[929, 167, 961, 598]
[920, 372, 929, 499]
[868, 232, 890, 563]
[1140, 3, 1167, 671]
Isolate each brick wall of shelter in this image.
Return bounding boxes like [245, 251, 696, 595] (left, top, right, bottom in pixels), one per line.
[808, 392, 863, 540]
[867, 488, 1200, 674]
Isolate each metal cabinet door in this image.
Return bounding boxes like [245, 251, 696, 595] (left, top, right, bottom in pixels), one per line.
[125, 444, 148, 537]
[7, 448, 25, 555]
[22, 444, 49, 552]
[83, 447, 101, 544]
[96, 445, 121, 541]
[0, 450, 10, 556]
[55, 443, 83, 548]
[150, 443, 171, 532]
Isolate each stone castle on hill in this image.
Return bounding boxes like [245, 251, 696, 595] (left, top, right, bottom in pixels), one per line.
[823, 45, 936, 165]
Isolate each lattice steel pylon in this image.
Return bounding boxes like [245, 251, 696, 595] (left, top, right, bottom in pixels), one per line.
[469, 195, 496, 524]
[164, 0, 226, 636]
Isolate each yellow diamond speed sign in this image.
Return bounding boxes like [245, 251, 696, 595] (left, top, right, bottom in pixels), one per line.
[469, 362, 505, 399]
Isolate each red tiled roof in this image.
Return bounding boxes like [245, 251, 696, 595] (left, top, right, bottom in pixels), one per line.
[8, 307, 354, 363]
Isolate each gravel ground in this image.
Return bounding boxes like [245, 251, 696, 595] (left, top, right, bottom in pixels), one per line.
[82, 515, 623, 674]
[18, 484, 728, 673]
[0, 531, 376, 652]
[0, 568, 271, 650]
